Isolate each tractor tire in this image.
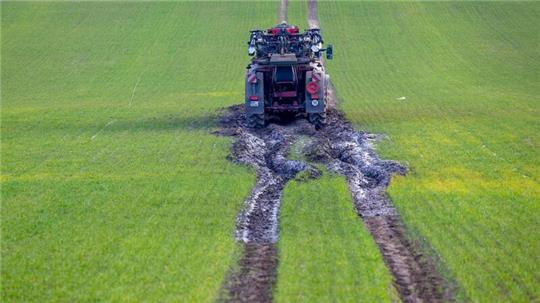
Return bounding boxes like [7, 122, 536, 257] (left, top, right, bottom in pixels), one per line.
[308, 112, 326, 130]
[247, 113, 265, 128]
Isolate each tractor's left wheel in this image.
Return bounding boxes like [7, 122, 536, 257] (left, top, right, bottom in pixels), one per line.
[247, 113, 265, 128]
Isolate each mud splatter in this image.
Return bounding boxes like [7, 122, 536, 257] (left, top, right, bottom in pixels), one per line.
[217, 106, 320, 244]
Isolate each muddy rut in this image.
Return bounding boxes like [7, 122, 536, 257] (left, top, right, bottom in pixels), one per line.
[217, 1, 454, 302]
[217, 106, 320, 303]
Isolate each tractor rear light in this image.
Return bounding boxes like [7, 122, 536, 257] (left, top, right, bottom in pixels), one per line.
[287, 27, 299, 34]
[311, 99, 319, 106]
[250, 95, 259, 101]
[248, 74, 257, 83]
[306, 81, 319, 94]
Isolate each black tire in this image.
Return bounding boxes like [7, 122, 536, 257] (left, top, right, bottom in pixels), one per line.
[308, 112, 326, 130]
[247, 113, 265, 128]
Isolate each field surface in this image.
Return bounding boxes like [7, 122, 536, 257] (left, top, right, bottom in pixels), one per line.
[2, 1, 540, 303]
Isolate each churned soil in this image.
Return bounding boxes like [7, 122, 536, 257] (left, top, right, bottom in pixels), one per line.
[217, 105, 454, 302]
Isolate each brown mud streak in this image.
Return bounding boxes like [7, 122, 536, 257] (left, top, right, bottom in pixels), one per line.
[364, 216, 455, 303]
[307, 1, 455, 302]
[219, 244, 278, 303]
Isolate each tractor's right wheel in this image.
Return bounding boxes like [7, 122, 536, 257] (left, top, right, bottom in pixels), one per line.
[308, 112, 326, 130]
[247, 113, 265, 128]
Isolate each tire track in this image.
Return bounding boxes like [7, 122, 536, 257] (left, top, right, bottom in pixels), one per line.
[278, 0, 288, 23]
[216, 106, 320, 303]
[307, 1, 456, 302]
[305, 109, 454, 303]
[307, 0, 319, 29]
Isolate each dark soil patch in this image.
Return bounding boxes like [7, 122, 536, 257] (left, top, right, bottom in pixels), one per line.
[364, 216, 455, 303]
[219, 244, 278, 303]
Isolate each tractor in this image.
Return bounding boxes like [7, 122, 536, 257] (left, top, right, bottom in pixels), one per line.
[245, 22, 333, 129]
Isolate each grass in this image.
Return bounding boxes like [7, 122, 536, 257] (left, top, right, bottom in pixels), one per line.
[3, 1, 539, 302]
[1, 2, 277, 301]
[275, 175, 397, 303]
[320, 1, 540, 302]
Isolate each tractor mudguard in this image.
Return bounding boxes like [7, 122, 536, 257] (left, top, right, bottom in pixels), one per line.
[245, 71, 265, 115]
[305, 70, 326, 113]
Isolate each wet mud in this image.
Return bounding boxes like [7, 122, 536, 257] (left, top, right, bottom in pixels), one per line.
[218, 104, 454, 303]
[217, 106, 320, 244]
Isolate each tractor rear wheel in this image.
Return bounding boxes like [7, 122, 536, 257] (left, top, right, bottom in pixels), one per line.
[247, 113, 265, 128]
[308, 112, 326, 130]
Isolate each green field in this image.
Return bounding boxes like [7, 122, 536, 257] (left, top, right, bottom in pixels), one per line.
[2, 1, 539, 302]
